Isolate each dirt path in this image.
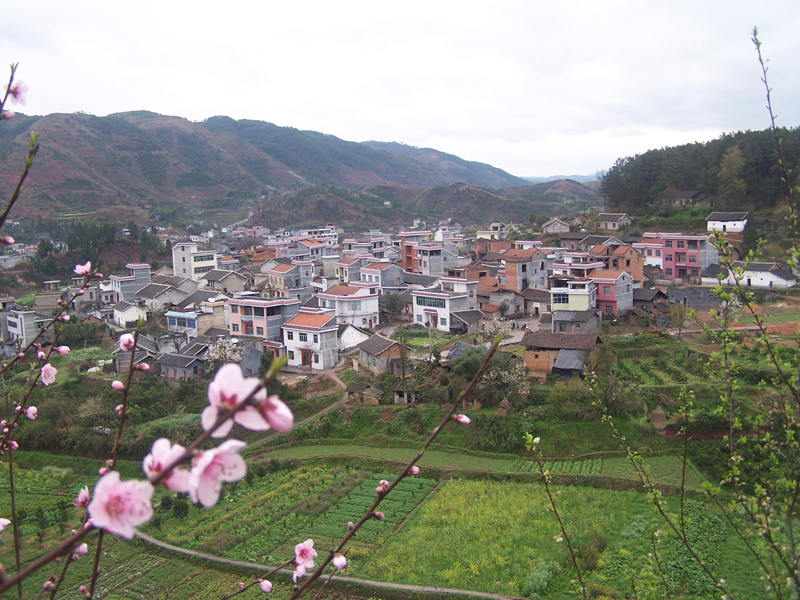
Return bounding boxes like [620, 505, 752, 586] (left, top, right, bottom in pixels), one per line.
[135, 531, 522, 600]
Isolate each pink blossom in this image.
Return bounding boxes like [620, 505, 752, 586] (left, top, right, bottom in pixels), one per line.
[452, 414, 471, 425]
[77, 289, 85, 296]
[0, 110, 13, 120]
[74, 261, 91, 276]
[0, 517, 10, 532]
[115, 404, 124, 415]
[74, 543, 88, 555]
[57, 346, 70, 356]
[202, 364, 286, 438]
[9, 440, 18, 450]
[138, 363, 150, 372]
[1, 235, 14, 245]
[259, 580, 273, 593]
[37, 351, 45, 360]
[373, 511, 384, 520]
[188, 439, 246, 507]
[60, 315, 70, 322]
[98, 467, 108, 476]
[409, 466, 420, 476]
[332, 554, 347, 570]
[293, 539, 317, 581]
[143, 438, 190, 492]
[40, 364, 57, 386]
[112, 381, 124, 391]
[119, 334, 135, 351]
[73, 486, 90, 507]
[258, 395, 294, 432]
[17, 353, 24, 359]
[24, 406, 38, 419]
[6, 80, 28, 105]
[87, 471, 153, 539]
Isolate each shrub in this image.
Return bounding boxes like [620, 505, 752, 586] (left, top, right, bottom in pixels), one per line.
[173, 497, 189, 519]
[160, 494, 174, 510]
[521, 560, 559, 597]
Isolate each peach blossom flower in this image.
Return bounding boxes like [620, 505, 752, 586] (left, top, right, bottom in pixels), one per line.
[119, 334, 135, 351]
[73, 486, 90, 507]
[57, 346, 70, 356]
[293, 539, 317, 581]
[111, 381, 124, 391]
[87, 471, 153, 539]
[0, 111, 13, 120]
[188, 440, 246, 507]
[40, 364, 57, 386]
[0, 517, 10, 532]
[202, 364, 292, 437]
[74, 543, 88, 555]
[1, 235, 14, 245]
[74, 261, 91, 276]
[24, 406, 38, 419]
[259, 580, 272, 593]
[409, 466, 420, 476]
[6, 80, 28, 105]
[453, 414, 471, 425]
[143, 438, 190, 492]
[332, 554, 347, 570]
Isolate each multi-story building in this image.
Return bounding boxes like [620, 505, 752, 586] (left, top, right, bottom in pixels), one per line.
[4, 309, 53, 348]
[266, 261, 315, 302]
[399, 231, 433, 272]
[334, 257, 369, 284]
[637, 233, 718, 279]
[282, 311, 339, 370]
[317, 285, 380, 329]
[590, 270, 634, 316]
[226, 297, 301, 354]
[172, 241, 220, 282]
[358, 261, 405, 295]
[549, 276, 597, 312]
[410, 277, 478, 332]
[632, 237, 664, 269]
[109, 263, 151, 303]
[588, 245, 644, 286]
[499, 248, 550, 292]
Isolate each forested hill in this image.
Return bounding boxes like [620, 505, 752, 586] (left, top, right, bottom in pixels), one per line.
[599, 127, 800, 211]
[0, 111, 527, 222]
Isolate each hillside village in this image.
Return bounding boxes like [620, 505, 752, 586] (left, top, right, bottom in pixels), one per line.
[1, 206, 791, 393]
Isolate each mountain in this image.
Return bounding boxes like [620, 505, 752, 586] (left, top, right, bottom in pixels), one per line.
[523, 174, 599, 184]
[0, 112, 530, 226]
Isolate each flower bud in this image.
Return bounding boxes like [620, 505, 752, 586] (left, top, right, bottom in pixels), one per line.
[43, 582, 54, 590]
[347, 521, 355, 530]
[61, 315, 70, 322]
[452, 414, 471, 425]
[17, 353, 24, 359]
[332, 554, 347, 570]
[373, 511, 384, 520]
[1, 236, 14, 245]
[98, 467, 108, 476]
[533, 437, 541, 445]
[409, 466, 420, 476]
[138, 363, 150, 372]
[115, 404, 124, 415]
[77, 289, 85, 296]
[10, 441, 18, 450]
[37, 351, 46, 360]
[57, 346, 70, 356]
[112, 381, 124, 391]
[259, 580, 273, 593]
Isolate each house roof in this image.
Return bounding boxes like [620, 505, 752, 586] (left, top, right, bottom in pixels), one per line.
[181, 335, 211, 357]
[363, 262, 395, 271]
[403, 273, 438, 286]
[201, 269, 232, 282]
[152, 275, 191, 287]
[476, 277, 500, 297]
[336, 257, 359, 265]
[668, 287, 721, 307]
[112, 300, 137, 312]
[597, 213, 631, 222]
[589, 270, 626, 280]
[581, 235, 619, 246]
[611, 245, 638, 256]
[499, 248, 537, 261]
[358, 334, 400, 356]
[552, 310, 599, 323]
[157, 353, 204, 368]
[588, 245, 610, 256]
[633, 288, 668, 302]
[285, 312, 337, 329]
[707, 211, 749, 221]
[553, 349, 589, 370]
[521, 332, 601, 350]
[482, 303, 501, 313]
[177, 290, 225, 310]
[521, 288, 551, 302]
[269, 263, 296, 274]
[322, 284, 361, 296]
[702, 261, 796, 281]
[539, 312, 553, 324]
[447, 341, 481, 360]
[135, 283, 174, 299]
[451, 310, 484, 325]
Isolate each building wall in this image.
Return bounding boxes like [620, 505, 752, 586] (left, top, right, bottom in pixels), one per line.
[708, 270, 797, 289]
[284, 327, 338, 370]
[523, 349, 555, 372]
[708, 219, 747, 233]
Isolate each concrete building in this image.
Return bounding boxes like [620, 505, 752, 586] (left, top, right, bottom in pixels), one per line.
[282, 312, 338, 370]
[109, 263, 151, 303]
[317, 285, 380, 329]
[172, 241, 220, 281]
[226, 297, 301, 354]
[707, 212, 749, 233]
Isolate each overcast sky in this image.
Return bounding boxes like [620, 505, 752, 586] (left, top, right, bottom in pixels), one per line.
[2, 1, 799, 178]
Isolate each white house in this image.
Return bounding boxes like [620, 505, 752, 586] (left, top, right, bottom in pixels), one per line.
[707, 212, 748, 233]
[317, 284, 380, 329]
[410, 278, 478, 332]
[112, 301, 147, 328]
[282, 312, 339, 370]
[701, 262, 796, 288]
[540, 218, 570, 234]
[338, 323, 371, 351]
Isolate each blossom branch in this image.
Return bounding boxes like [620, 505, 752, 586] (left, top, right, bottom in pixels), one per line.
[0, 131, 38, 231]
[2, 374, 23, 600]
[287, 338, 501, 600]
[218, 560, 293, 600]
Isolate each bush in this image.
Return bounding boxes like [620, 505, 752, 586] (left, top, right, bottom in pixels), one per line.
[521, 560, 559, 597]
[160, 494, 174, 510]
[173, 497, 189, 519]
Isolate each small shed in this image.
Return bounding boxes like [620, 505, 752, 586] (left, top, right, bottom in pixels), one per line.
[345, 383, 383, 406]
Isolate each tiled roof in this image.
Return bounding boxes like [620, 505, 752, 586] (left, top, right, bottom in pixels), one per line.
[285, 312, 337, 329]
[358, 334, 398, 356]
[707, 212, 749, 221]
[589, 270, 626, 279]
[521, 332, 601, 350]
[269, 263, 296, 273]
[321, 285, 360, 296]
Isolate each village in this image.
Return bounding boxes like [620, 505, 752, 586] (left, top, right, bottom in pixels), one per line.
[1, 206, 789, 401]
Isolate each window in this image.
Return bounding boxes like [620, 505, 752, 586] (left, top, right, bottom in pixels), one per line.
[287, 331, 294, 340]
[603, 286, 611, 295]
[288, 351, 294, 360]
[313, 354, 319, 363]
[677, 241, 685, 249]
[362, 318, 367, 325]
[605, 305, 613, 314]
[691, 269, 699, 276]
[553, 293, 569, 304]
[521, 264, 527, 272]
[469, 291, 474, 298]
[665, 268, 673, 276]
[689, 255, 697, 263]
[665, 254, 673, 262]
[665, 240, 673, 248]
[313, 334, 318, 343]
[231, 305, 239, 314]
[656, 250, 661, 257]
[256, 327, 264, 336]
[415, 296, 446, 308]
[232, 324, 239, 332]
[626, 259, 630, 267]
[242, 306, 253, 316]
[647, 249, 652, 256]
[347, 300, 362, 311]
[182, 257, 186, 262]
[299, 333, 308, 342]
[625, 285, 631, 293]
[441, 318, 447, 326]
[254, 307, 264, 317]
[416, 315, 423, 322]
[244, 323, 253, 335]
[89, 291, 94, 299]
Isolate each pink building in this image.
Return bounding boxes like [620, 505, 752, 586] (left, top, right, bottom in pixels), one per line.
[634, 233, 718, 279]
[589, 270, 634, 316]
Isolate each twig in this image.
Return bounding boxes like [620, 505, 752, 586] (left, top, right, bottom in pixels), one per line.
[2, 374, 23, 600]
[219, 560, 294, 600]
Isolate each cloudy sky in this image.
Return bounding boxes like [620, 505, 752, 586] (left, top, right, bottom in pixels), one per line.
[2, 1, 799, 178]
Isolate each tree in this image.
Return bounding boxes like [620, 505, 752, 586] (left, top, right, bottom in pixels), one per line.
[127, 220, 140, 241]
[385, 293, 404, 316]
[498, 301, 510, 319]
[717, 145, 747, 203]
[670, 302, 688, 336]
